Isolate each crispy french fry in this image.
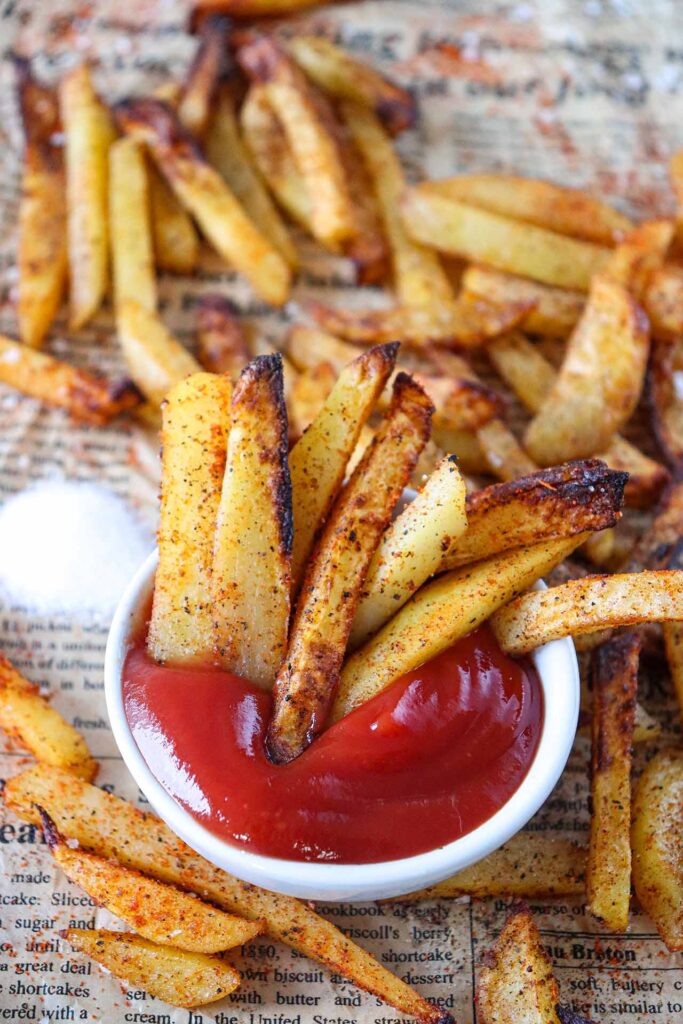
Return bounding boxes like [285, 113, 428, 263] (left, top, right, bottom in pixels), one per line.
[350, 455, 467, 648]
[269, 373, 433, 763]
[148, 373, 231, 664]
[287, 324, 359, 374]
[288, 360, 336, 437]
[0, 657, 96, 780]
[109, 137, 156, 312]
[195, 293, 251, 376]
[148, 161, 199, 273]
[63, 929, 240, 1009]
[401, 185, 610, 291]
[645, 263, 683, 342]
[477, 909, 562, 1024]
[462, 265, 584, 338]
[41, 810, 261, 952]
[586, 633, 639, 931]
[332, 535, 584, 722]
[443, 461, 626, 570]
[649, 335, 683, 469]
[5, 765, 449, 1024]
[116, 98, 291, 305]
[178, 13, 230, 138]
[15, 59, 67, 348]
[631, 749, 683, 952]
[212, 355, 291, 688]
[60, 65, 115, 329]
[117, 301, 200, 406]
[0, 332, 139, 425]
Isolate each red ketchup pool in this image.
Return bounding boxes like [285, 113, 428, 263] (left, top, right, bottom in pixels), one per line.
[123, 625, 543, 863]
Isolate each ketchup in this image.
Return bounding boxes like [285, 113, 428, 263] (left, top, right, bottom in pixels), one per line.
[123, 626, 542, 863]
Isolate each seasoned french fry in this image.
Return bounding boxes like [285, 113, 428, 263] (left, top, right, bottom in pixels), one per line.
[443, 461, 626, 570]
[15, 59, 67, 348]
[212, 355, 292, 688]
[178, 13, 230, 138]
[401, 185, 610, 290]
[649, 335, 683, 469]
[269, 373, 433, 763]
[148, 161, 199, 274]
[462, 265, 584, 338]
[5, 765, 450, 1024]
[0, 657, 96, 780]
[287, 324, 358, 374]
[288, 360, 336, 437]
[645, 263, 683, 342]
[60, 64, 115, 329]
[109, 137, 156, 312]
[41, 810, 261, 952]
[350, 455, 467, 648]
[0, 332, 139, 425]
[332, 535, 584, 722]
[63, 929, 240, 1009]
[631, 749, 683, 952]
[116, 98, 291, 305]
[601, 219, 673, 299]
[492, 570, 683, 655]
[148, 373, 231, 664]
[195, 293, 251, 376]
[586, 633, 639, 931]
[117, 301, 200, 405]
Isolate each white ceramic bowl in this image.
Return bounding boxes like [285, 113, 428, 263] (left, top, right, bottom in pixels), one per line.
[105, 551, 579, 902]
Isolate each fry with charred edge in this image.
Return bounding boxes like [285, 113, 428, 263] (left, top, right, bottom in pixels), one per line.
[390, 834, 586, 901]
[586, 633, 639, 931]
[524, 277, 649, 465]
[350, 456, 467, 648]
[109, 138, 156, 313]
[401, 185, 610, 291]
[195, 293, 251, 377]
[443, 461, 627, 570]
[0, 656, 96, 780]
[206, 82, 298, 266]
[631, 749, 683, 952]
[5, 766, 452, 1024]
[238, 36, 355, 248]
[645, 263, 683, 342]
[491, 570, 683, 655]
[148, 373, 231, 665]
[288, 361, 336, 438]
[115, 98, 291, 306]
[213, 355, 291, 688]
[118, 301, 200, 406]
[0, 332, 139, 425]
[148, 162, 199, 273]
[289, 343, 398, 593]
[649, 336, 683, 469]
[477, 909, 562, 1024]
[269, 373, 433, 763]
[462, 266, 584, 338]
[15, 59, 67, 348]
[63, 929, 240, 1009]
[178, 13, 230, 138]
[60, 65, 115, 329]
[332, 535, 584, 722]
[40, 809, 262, 952]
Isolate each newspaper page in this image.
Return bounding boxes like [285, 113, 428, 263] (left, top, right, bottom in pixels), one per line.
[0, 0, 681, 1021]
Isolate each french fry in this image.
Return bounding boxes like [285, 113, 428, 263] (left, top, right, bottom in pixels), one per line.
[477, 909, 562, 1024]
[212, 355, 292, 688]
[420, 174, 632, 245]
[109, 137, 156, 312]
[401, 185, 610, 291]
[332, 115, 389, 284]
[600, 219, 673, 300]
[288, 360, 337, 437]
[586, 633, 639, 931]
[15, 59, 67, 348]
[5, 765, 450, 1024]
[462, 265, 584, 338]
[0, 657, 96, 781]
[195, 293, 251, 376]
[332, 535, 584, 722]
[63, 929, 240, 1009]
[60, 64, 115, 329]
[178, 13, 230, 138]
[117, 301, 200, 406]
[148, 373, 231, 664]
[194, 0, 331, 16]
[41, 809, 261, 952]
[269, 373, 433, 763]
[476, 418, 537, 481]
[631, 749, 683, 952]
[443, 461, 626, 570]
[350, 455, 467, 648]
[0, 332, 139, 425]
[148, 161, 199, 273]
[645, 263, 683, 341]
[116, 98, 291, 306]
[492, 570, 683, 655]
[287, 324, 358, 374]
[649, 335, 683, 469]
[581, 527, 616, 568]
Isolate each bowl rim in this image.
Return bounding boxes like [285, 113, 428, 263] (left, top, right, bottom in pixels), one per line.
[105, 549, 580, 902]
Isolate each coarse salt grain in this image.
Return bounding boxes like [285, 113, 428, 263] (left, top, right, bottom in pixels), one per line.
[0, 480, 153, 620]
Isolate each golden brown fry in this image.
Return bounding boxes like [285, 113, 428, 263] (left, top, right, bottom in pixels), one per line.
[476, 418, 537, 481]
[109, 137, 156, 312]
[586, 633, 639, 931]
[288, 360, 336, 437]
[63, 929, 240, 1009]
[195, 293, 251, 376]
[148, 161, 200, 274]
[601, 219, 673, 298]
[0, 657, 96, 781]
[649, 335, 683, 469]
[645, 263, 683, 342]
[333, 114, 389, 284]
[332, 535, 584, 722]
[287, 324, 359, 374]
[462, 265, 584, 338]
[581, 527, 616, 568]
[118, 301, 200, 406]
[194, 0, 330, 15]
[148, 373, 231, 665]
[631, 749, 683, 952]
[116, 98, 291, 305]
[212, 355, 292, 688]
[178, 13, 230, 138]
[268, 373, 433, 763]
[60, 64, 115, 329]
